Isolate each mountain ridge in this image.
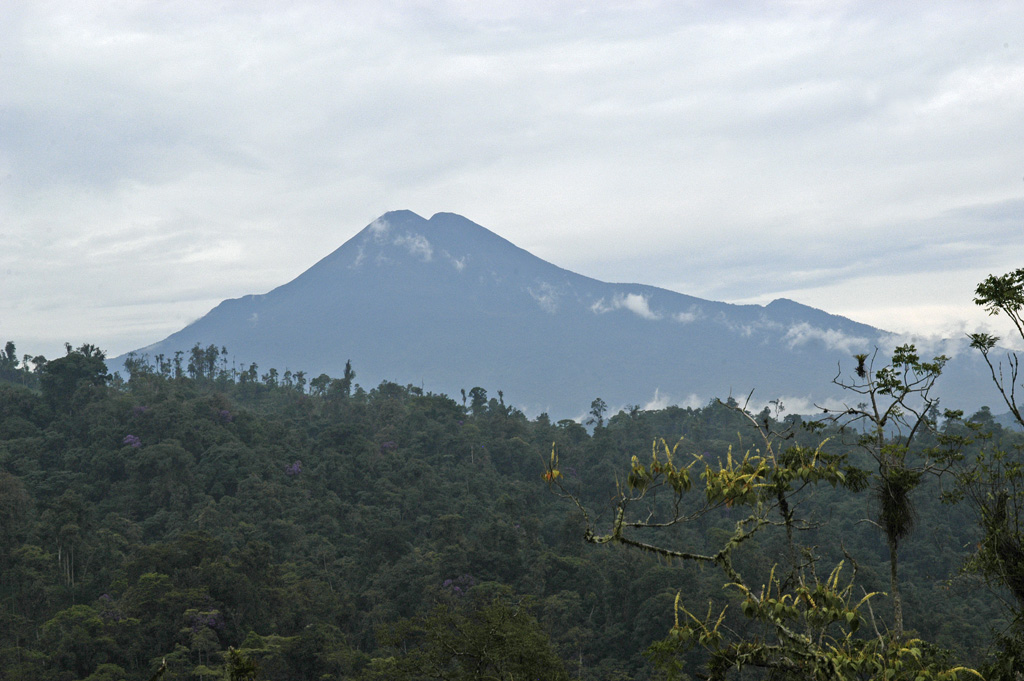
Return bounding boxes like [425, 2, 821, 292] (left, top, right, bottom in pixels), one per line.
[115, 210, 997, 418]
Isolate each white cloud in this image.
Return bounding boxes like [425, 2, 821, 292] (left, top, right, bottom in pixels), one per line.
[783, 323, 869, 354]
[590, 292, 661, 320]
[622, 294, 659, 319]
[368, 218, 390, 240]
[557, 392, 731, 419]
[350, 245, 366, 268]
[642, 388, 672, 411]
[874, 331, 980, 360]
[680, 393, 706, 410]
[638, 389, 710, 412]
[528, 282, 559, 313]
[393, 232, 433, 261]
[743, 394, 847, 418]
[444, 252, 467, 272]
[673, 307, 701, 323]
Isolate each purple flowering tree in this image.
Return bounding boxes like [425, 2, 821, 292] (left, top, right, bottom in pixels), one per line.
[442, 573, 476, 596]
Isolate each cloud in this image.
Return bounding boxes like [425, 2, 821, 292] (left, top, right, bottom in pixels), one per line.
[783, 323, 869, 354]
[393, 232, 433, 261]
[673, 307, 701, 323]
[349, 245, 366, 268]
[590, 292, 661, 320]
[637, 389, 706, 411]
[875, 331, 978, 360]
[369, 218, 390, 240]
[743, 394, 846, 418]
[1, 2, 1020, 358]
[444, 252, 467, 272]
[642, 388, 673, 411]
[528, 282, 559, 313]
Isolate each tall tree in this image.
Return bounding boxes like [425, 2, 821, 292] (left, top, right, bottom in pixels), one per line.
[39, 343, 110, 411]
[586, 397, 607, 429]
[0, 341, 18, 379]
[824, 345, 950, 639]
[469, 386, 488, 417]
[970, 267, 1024, 424]
[955, 268, 1024, 678]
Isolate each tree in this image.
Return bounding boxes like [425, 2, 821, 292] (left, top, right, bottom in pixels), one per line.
[547, 407, 976, 680]
[40, 605, 117, 680]
[369, 592, 569, 681]
[970, 267, 1024, 425]
[341, 359, 355, 398]
[39, 343, 110, 411]
[309, 373, 331, 397]
[587, 397, 607, 429]
[822, 345, 952, 640]
[469, 386, 488, 417]
[187, 344, 222, 381]
[954, 268, 1024, 678]
[0, 341, 19, 382]
[225, 646, 259, 681]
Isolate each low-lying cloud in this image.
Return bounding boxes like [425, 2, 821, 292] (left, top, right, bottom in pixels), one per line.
[639, 389, 707, 412]
[784, 323, 869, 354]
[393, 233, 433, 262]
[529, 282, 560, 313]
[591, 292, 661, 320]
[444, 252, 467, 272]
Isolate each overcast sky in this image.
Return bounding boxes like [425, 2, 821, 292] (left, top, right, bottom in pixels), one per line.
[2, 1, 1023, 362]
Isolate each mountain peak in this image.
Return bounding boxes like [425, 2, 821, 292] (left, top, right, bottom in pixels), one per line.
[384, 209, 426, 220]
[116, 211, 994, 417]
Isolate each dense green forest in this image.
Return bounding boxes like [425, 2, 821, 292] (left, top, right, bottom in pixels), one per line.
[4, 269, 1024, 681]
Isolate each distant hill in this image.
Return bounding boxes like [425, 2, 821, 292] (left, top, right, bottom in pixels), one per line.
[114, 210, 1002, 418]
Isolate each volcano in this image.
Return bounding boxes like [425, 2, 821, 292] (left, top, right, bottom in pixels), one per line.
[115, 210, 997, 418]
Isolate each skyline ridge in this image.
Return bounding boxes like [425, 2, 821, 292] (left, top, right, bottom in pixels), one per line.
[115, 210, 997, 418]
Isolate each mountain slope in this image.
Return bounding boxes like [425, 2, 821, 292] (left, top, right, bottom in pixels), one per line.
[116, 211, 998, 417]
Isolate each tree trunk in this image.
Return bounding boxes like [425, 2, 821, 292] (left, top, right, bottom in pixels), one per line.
[888, 533, 903, 639]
